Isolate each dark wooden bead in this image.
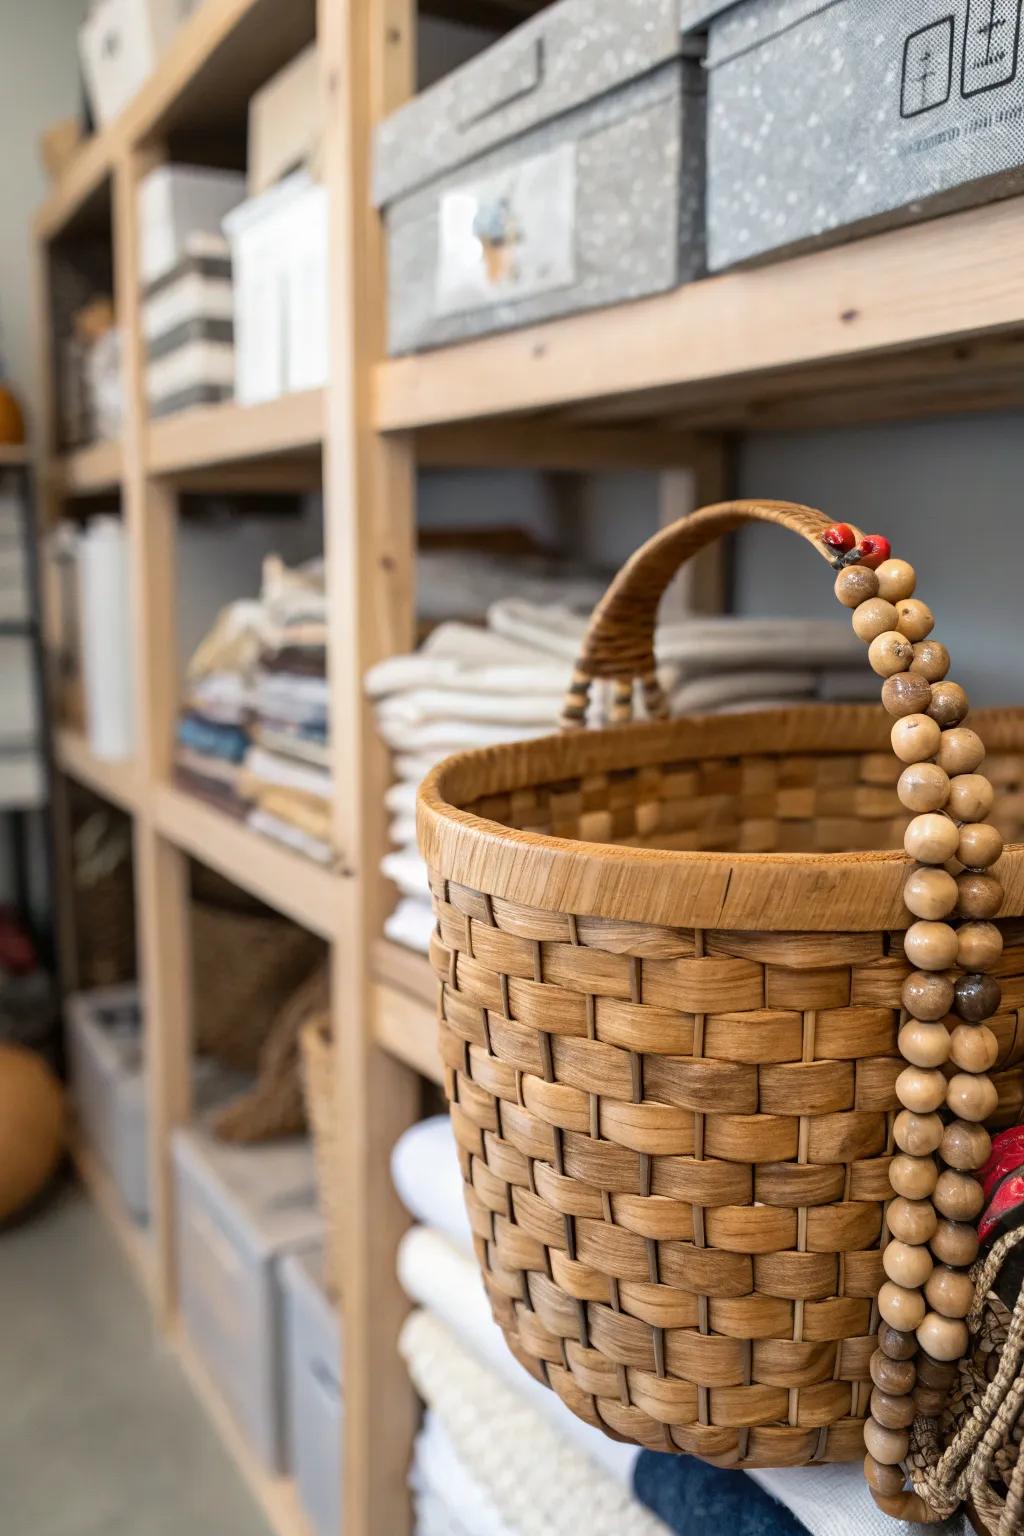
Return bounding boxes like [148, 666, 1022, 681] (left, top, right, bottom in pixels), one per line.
[871, 1387, 916, 1429]
[958, 822, 1004, 870]
[883, 673, 933, 718]
[927, 681, 969, 728]
[878, 1321, 919, 1361]
[864, 1420, 910, 1465]
[870, 1350, 917, 1395]
[864, 1454, 906, 1498]
[914, 1386, 950, 1417]
[954, 972, 1002, 1022]
[902, 970, 955, 1022]
[916, 1353, 958, 1390]
[956, 873, 1004, 921]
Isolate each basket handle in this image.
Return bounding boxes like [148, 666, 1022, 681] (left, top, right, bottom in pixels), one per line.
[561, 499, 861, 727]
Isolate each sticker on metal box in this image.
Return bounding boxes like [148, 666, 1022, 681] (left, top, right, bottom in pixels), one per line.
[434, 142, 577, 317]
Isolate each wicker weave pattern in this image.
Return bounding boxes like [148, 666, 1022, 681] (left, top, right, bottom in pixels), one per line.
[429, 879, 1024, 1468]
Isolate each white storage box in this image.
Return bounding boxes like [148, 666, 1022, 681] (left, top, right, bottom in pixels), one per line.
[173, 1127, 323, 1471]
[80, 0, 200, 127]
[139, 165, 246, 288]
[77, 516, 134, 762]
[143, 238, 235, 417]
[282, 1249, 343, 1536]
[67, 986, 254, 1222]
[223, 172, 329, 405]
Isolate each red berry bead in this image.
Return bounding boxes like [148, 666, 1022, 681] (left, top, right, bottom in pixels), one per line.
[823, 523, 856, 556]
[858, 535, 892, 570]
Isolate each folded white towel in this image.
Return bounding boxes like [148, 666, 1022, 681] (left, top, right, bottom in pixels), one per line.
[400, 1309, 666, 1536]
[243, 746, 332, 802]
[412, 1412, 518, 1536]
[376, 716, 548, 755]
[248, 808, 334, 866]
[385, 779, 418, 816]
[389, 814, 418, 847]
[381, 846, 430, 902]
[383, 897, 436, 956]
[392, 1117, 473, 1254]
[366, 621, 571, 701]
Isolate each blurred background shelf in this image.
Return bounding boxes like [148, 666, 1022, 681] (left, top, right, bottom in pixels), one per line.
[55, 729, 139, 815]
[53, 441, 122, 497]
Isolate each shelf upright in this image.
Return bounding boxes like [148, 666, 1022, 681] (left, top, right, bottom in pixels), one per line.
[320, 3, 422, 1534]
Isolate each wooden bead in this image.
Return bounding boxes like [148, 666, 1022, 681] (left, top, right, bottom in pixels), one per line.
[954, 971, 1002, 1021]
[945, 1072, 999, 1123]
[894, 1109, 944, 1155]
[864, 1452, 907, 1498]
[934, 1169, 985, 1221]
[896, 1066, 948, 1114]
[835, 565, 880, 607]
[916, 1353, 958, 1390]
[889, 1152, 939, 1198]
[903, 867, 957, 920]
[875, 559, 916, 603]
[870, 1387, 916, 1429]
[902, 970, 954, 1022]
[948, 1023, 999, 1075]
[903, 920, 959, 971]
[956, 873, 1004, 921]
[930, 1219, 979, 1269]
[956, 921, 1003, 971]
[878, 1281, 927, 1331]
[910, 640, 950, 682]
[925, 1266, 975, 1320]
[898, 1022, 951, 1069]
[957, 822, 1003, 870]
[904, 813, 959, 865]
[878, 1324, 918, 1364]
[898, 764, 950, 816]
[936, 727, 985, 776]
[883, 1240, 933, 1288]
[927, 681, 969, 728]
[914, 1386, 950, 1417]
[853, 597, 900, 642]
[940, 1119, 992, 1172]
[863, 1419, 911, 1466]
[870, 630, 915, 678]
[916, 1312, 969, 1363]
[895, 598, 934, 642]
[887, 1197, 938, 1246]
[870, 1350, 917, 1395]
[891, 714, 941, 765]
[948, 773, 995, 824]
[883, 672, 933, 718]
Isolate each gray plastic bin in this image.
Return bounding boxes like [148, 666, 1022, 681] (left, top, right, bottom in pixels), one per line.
[374, 0, 706, 353]
[682, 0, 1024, 271]
[282, 1248, 343, 1536]
[172, 1128, 323, 1472]
[67, 986, 252, 1222]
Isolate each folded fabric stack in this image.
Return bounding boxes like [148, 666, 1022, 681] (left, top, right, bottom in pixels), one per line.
[367, 597, 873, 955]
[238, 556, 333, 866]
[174, 599, 263, 816]
[392, 1115, 966, 1536]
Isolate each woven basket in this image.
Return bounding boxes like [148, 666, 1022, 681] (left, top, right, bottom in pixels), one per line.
[418, 501, 1024, 1472]
[300, 1012, 342, 1299]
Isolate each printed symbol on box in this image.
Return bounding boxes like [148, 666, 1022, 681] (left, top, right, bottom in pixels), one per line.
[962, 0, 1022, 96]
[901, 17, 955, 117]
[472, 197, 523, 288]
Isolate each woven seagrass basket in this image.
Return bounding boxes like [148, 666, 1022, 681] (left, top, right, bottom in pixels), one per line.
[417, 501, 1024, 1473]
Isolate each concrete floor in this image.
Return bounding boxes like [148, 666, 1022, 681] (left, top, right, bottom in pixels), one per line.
[0, 1180, 272, 1536]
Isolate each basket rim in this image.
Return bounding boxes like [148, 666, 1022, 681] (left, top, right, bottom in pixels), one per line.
[417, 704, 1024, 933]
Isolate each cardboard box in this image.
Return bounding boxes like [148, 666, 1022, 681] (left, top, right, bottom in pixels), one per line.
[79, 0, 199, 127]
[248, 43, 322, 197]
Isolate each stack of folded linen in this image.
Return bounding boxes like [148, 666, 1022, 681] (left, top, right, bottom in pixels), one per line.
[174, 599, 263, 816]
[392, 1116, 964, 1536]
[238, 556, 333, 865]
[367, 599, 872, 956]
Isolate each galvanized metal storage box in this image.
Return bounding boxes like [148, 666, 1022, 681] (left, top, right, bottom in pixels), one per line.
[173, 1128, 323, 1471]
[374, 0, 706, 354]
[282, 1248, 343, 1536]
[682, 0, 1024, 271]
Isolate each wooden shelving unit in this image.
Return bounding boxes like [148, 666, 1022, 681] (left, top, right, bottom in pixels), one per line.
[34, 2, 1024, 1535]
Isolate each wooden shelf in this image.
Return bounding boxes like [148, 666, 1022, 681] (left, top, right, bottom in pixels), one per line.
[0, 444, 30, 467]
[375, 195, 1024, 432]
[153, 783, 339, 940]
[372, 942, 441, 1086]
[174, 1326, 314, 1536]
[147, 392, 323, 479]
[35, 129, 115, 243]
[56, 728, 139, 814]
[54, 440, 123, 496]
[69, 1131, 155, 1300]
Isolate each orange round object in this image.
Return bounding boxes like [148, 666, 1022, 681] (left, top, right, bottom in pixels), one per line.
[0, 384, 25, 445]
[0, 1044, 64, 1220]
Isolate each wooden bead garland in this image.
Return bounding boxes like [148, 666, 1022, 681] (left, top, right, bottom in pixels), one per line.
[827, 535, 1001, 1523]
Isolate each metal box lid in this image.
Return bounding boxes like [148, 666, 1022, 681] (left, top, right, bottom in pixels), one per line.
[702, 0, 846, 66]
[374, 0, 688, 206]
[173, 1125, 323, 1262]
[679, 0, 740, 33]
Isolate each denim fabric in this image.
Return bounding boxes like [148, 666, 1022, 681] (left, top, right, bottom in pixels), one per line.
[634, 1452, 809, 1536]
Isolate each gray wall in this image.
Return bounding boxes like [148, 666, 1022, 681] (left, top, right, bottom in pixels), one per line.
[0, 0, 91, 412]
[734, 415, 1024, 706]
